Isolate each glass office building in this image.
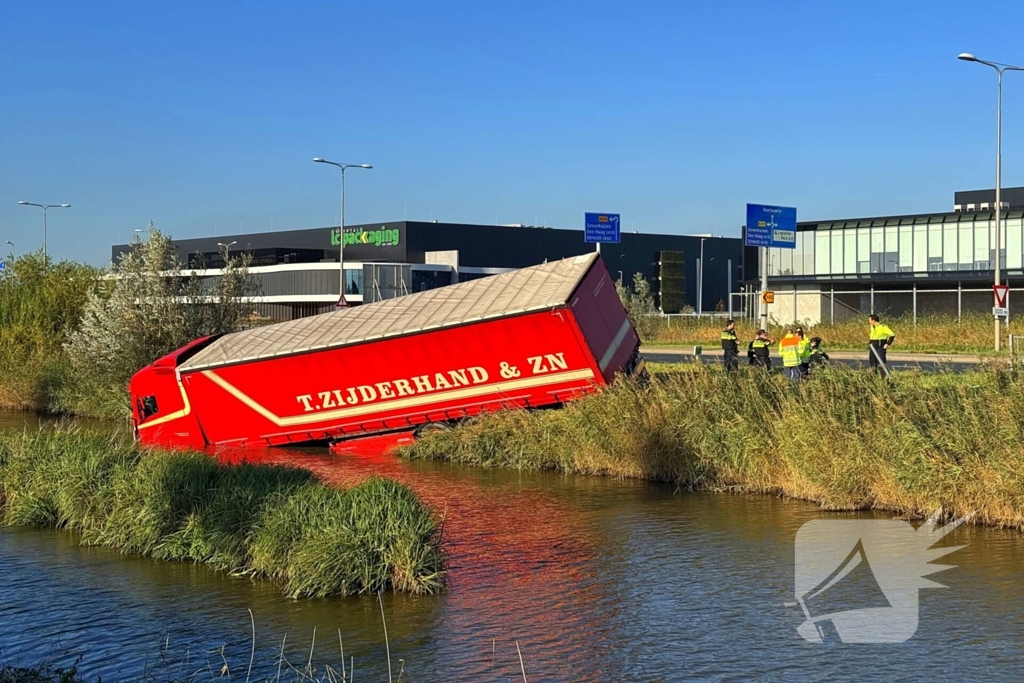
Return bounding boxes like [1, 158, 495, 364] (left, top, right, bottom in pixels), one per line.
[751, 189, 1024, 325]
[766, 211, 1020, 278]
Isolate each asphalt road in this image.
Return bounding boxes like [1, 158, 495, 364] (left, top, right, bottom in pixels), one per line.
[641, 350, 981, 374]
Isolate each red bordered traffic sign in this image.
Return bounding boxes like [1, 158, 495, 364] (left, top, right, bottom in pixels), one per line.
[994, 284, 1010, 307]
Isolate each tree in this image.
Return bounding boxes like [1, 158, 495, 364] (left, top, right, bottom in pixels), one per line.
[616, 272, 660, 341]
[65, 229, 261, 394]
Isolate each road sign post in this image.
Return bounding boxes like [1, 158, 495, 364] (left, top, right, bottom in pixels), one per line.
[994, 284, 1010, 321]
[585, 213, 620, 256]
[746, 204, 797, 330]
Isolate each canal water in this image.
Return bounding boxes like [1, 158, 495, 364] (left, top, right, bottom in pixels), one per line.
[2, 415, 1024, 680]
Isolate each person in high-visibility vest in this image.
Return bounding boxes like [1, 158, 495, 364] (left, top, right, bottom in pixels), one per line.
[721, 319, 740, 372]
[748, 329, 773, 369]
[808, 337, 830, 369]
[795, 326, 811, 378]
[779, 328, 802, 381]
[868, 313, 896, 373]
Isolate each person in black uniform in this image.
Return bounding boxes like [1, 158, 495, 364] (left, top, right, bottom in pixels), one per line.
[721, 319, 740, 372]
[748, 329, 773, 370]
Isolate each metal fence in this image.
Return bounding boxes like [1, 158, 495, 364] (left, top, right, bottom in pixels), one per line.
[716, 284, 1014, 325]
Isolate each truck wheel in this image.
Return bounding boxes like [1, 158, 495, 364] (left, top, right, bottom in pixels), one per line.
[414, 422, 451, 438]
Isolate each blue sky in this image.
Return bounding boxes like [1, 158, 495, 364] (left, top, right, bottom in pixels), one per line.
[4, 0, 1024, 265]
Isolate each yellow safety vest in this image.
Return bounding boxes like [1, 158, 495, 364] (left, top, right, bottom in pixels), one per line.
[870, 324, 895, 342]
[797, 338, 810, 362]
[779, 334, 801, 367]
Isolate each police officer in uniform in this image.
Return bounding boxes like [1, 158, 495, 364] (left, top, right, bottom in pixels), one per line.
[721, 319, 740, 372]
[748, 329, 773, 369]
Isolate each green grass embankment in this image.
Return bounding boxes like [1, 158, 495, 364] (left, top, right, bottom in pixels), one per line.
[0, 427, 446, 597]
[402, 365, 1024, 528]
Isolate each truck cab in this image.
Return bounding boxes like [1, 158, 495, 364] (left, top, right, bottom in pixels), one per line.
[129, 335, 219, 449]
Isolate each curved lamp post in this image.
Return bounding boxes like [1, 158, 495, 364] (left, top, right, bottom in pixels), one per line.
[17, 201, 70, 260]
[959, 52, 1024, 351]
[313, 157, 373, 306]
[217, 241, 237, 263]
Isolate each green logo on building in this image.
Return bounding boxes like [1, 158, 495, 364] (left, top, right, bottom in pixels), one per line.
[331, 226, 400, 248]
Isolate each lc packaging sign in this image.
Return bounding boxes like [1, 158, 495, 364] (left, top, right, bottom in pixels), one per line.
[584, 213, 620, 243]
[331, 226, 401, 248]
[746, 204, 797, 249]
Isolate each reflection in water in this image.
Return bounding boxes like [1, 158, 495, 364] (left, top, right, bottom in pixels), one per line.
[1, 418, 1024, 679]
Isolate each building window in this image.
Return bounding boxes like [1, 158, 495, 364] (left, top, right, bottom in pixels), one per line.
[943, 222, 958, 269]
[344, 268, 362, 295]
[411, 270, 449, 293]
[899, 225, 912, 271]
[1008, 217, 1024, 269]
[913, 225, 928, 272]
[843, 230, 856, 274]
[973, 220, 989, 269]
[815, 230, 830, 275]
[857, 228, 870, 271]
[831, 230, 843, 276]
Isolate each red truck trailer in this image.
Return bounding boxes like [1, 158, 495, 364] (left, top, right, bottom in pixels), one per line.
[130, 253, 644, 451]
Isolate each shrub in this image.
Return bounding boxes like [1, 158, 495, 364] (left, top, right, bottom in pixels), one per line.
[0, 427, 446, 597]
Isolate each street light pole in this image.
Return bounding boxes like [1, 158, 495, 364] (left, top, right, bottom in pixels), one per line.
[217, 241, 237, 263]
[313, 158, 373, 307]
[698, 238, 706, 316]
[18, 201, 70, 261]
[959, 52, 1024, 351]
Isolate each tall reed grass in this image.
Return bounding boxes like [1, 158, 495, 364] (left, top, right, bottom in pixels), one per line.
[403, 365, 1024, 527]
[649, 312, 1006, 354]
[0, 427, 446, 597]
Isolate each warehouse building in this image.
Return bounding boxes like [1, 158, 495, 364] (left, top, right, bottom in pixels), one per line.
[112, 221, 745, 321]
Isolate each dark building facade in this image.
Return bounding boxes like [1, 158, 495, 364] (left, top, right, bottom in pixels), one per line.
[113, 221, 744, 315]
[954, 186, 1024, 212]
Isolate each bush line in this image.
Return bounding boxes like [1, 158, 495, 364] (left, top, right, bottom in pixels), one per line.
[0, 427, 446, 597]
[401, 365, 1024, 528]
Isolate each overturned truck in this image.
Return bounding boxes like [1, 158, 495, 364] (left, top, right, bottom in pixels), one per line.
[130, 253, 645, 451]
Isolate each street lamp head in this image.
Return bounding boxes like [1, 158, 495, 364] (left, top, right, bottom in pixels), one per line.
[18, 201, 28, 205]
[360, 164, 373, 169]
[313, 157, 326, 163]
[959, 52, 978, 62]
[59, 204, 70, 208]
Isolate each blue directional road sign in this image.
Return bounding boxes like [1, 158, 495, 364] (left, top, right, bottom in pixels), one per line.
[745, 204, 797, 249]
[585, 212, 621, 243]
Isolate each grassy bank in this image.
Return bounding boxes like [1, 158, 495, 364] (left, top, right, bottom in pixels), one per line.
[0, 427, 445, 597]
[402, 365, 1024, 528]
[647, 312, 1009, 354]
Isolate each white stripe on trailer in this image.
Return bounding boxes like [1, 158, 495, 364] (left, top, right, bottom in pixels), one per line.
[599, 318, 632, 372]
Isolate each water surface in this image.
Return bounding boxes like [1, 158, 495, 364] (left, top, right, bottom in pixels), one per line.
[1, 414, 1022, 680]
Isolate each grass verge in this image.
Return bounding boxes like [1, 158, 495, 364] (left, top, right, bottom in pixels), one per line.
[646, 312, 1013, 355]
[401, 364, 1024, 528]
[0, 427, 446, 597]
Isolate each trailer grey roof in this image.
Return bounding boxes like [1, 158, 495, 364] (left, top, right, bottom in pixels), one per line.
[178, 252, 599, 371]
